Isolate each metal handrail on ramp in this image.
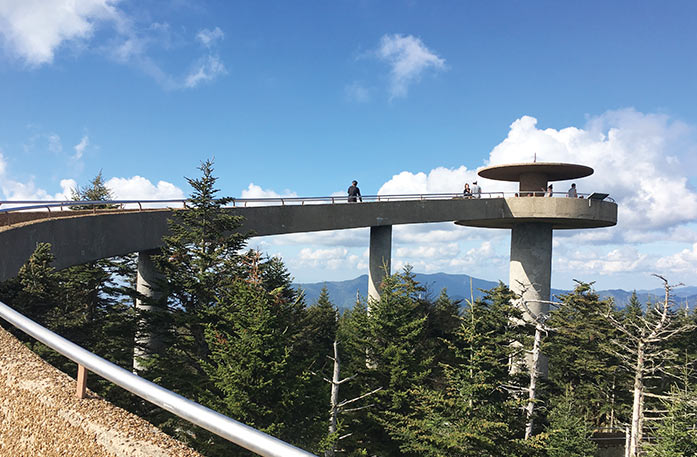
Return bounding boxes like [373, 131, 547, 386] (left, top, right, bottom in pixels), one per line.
[0, 300, 317, 457]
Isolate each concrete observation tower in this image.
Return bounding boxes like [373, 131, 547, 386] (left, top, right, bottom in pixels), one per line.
[456, 162, 617, 325]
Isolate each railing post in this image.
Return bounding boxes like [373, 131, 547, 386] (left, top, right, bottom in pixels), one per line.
[76, 364, 87, 399]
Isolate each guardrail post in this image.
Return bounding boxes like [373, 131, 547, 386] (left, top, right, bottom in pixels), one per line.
[76, 364, 87, 399]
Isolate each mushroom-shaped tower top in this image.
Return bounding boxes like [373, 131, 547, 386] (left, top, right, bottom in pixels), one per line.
[478, 162, 593, 193]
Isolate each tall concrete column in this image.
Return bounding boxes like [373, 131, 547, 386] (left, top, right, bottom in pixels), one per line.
[368, 225, 392, 302]
[133, 249, 164, 373]
[509, 222, 553, 319]
[509, 222, 552, 376]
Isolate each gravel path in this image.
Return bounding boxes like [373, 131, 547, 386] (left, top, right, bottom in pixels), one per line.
[0, 327, 204, 457]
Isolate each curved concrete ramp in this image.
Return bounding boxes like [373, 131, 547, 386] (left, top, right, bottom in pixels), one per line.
[0, 326, 202, 457]
[0, 197, 617, 282]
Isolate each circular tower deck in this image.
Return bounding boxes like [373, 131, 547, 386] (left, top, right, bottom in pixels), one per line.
[459, 162, 617, 373]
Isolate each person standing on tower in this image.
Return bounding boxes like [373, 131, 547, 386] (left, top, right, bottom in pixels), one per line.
[567, 183, 577, 198]
[348, 180, 362, 202]
[471, 180, 481, 198]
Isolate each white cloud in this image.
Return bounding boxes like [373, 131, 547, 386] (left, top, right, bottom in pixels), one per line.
[0, 1, 226, 90]
[196, 27, 224, 48]
[1, 177, 75, 202]
[487, 110, 697, 234]
[184, 55, 226, 88]
[378, 165, 484, 195]
[73, 135, 89, 160]
[296, 247, 361, 270]
[376, 34, 445, 99]
[396, 243, 460, 259]
[241, 183, 298, 201]
[556, 246, 649, 276]
[656, 243, 697, 274]
[106, 176, 185, 203]
[268, 228, 368, 248]
[0, 0, 119, 66]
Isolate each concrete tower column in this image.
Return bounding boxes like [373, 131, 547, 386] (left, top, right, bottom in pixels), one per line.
[510, 222, 552, 376]
[133, 249, 164, 373]
[368, 225, 392, 302]
[509, 222, 553, 319]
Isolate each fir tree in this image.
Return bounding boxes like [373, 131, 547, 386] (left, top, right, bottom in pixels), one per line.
[545, 390, 598, 457]
[545, 282, 627, 428]
[645, 387, 697, 457]
[383, 283, 530, 457]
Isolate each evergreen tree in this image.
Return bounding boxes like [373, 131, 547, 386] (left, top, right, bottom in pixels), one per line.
[70, 170, 117, 209]
[645, 387, 697, 457]
[382, 283, 531, 457]
[140, 161, 329, 454]
[140, 159, 248, 433]
[545, 390, 598, 457]
[545, 282, 628, 428]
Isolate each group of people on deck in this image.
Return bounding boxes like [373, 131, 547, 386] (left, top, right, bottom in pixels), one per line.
[347, 179, 581, 201]
[462, 181, 481, 198]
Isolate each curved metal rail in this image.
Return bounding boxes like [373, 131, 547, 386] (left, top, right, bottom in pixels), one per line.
[0, 191, 614, 214]
[0, 300, 317, 457]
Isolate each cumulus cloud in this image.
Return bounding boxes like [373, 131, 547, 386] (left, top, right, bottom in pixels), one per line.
[106, 176, 184, 202]
[1, 177, 76, 202]
[656, 243, 697, 274]
[73, 135, 89, 160]
[376, 34, 445, 99]
[296, 247, 363, 270]
[241, 183, 298, 201]
[378, 165, 484, 195]
[487, 110, 697, 232]
[393, 240, 504, 274]
[556, 246, 650, 276]
[0, 0, 119, 66]
[269, 228, 368, 248]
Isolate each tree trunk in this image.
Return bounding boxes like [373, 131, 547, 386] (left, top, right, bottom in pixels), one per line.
[326, 341, 340, 457]
[525, 323, 542, 439]
[629, 341, 645, 457]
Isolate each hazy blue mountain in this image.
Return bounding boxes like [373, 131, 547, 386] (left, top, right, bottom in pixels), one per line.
[296, 273, 499, 310]
[295, 273, 697, 311]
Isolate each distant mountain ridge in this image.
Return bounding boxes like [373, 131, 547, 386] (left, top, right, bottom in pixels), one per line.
[294, 273, 697, 311]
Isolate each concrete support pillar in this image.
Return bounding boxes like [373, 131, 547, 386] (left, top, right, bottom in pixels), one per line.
[368, 225, 392, 303]
[133, 249, 164, 373]
[510, 222, 553, 318]
[509, 222, 552, 376]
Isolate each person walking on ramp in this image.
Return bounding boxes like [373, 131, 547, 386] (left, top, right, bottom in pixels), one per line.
[348, 180, 362, 202]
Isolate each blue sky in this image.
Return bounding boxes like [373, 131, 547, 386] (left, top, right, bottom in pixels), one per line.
[2, 1, 697, 292]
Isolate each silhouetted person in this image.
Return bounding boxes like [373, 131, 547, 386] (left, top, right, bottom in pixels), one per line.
[348, 180, 362, 202]
[463, 183, 472, 198]
[567, 183, 577, 198]
[471, 180, 481, 198]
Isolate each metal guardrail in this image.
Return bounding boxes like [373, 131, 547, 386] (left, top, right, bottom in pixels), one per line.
[0, 191, 615, 214]
[0, 300, 317, 457]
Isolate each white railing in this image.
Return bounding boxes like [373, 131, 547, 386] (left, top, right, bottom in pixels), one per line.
[0, 301, 317, 457]
[0, 191, 614, 214]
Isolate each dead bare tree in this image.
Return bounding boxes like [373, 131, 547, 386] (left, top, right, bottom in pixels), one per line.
[513, 284, 560, 440]
[316, 340, 381, 457]
[603, 274, 694, 457]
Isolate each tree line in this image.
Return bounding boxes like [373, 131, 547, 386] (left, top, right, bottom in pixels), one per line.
[1, 162, 696, 457]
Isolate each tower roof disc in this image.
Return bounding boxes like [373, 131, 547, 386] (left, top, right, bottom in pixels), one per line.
[478, 162, 594, 182]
